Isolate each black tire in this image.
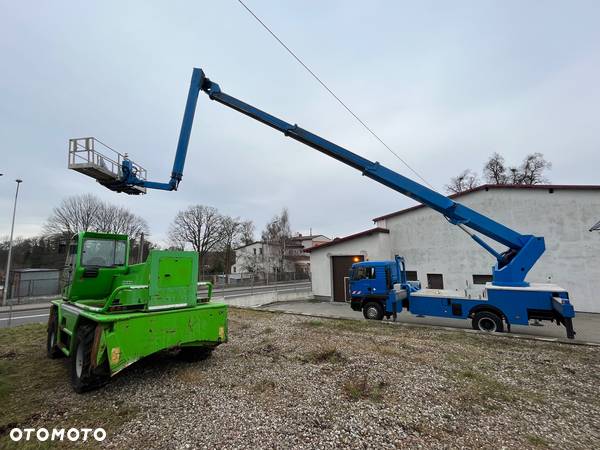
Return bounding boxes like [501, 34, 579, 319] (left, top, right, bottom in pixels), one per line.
[70, 323, 110, 393]
[46, 310, 63, 359]
[472, 311, 504, 333]
[363, 302, 384, 321]
[178, 346, 214, 362]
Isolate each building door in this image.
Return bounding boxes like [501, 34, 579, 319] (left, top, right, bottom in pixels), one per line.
[331, 255, 364, 302]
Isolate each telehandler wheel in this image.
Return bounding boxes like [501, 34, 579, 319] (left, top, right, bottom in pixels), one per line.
[363, 302, 384, 321]
[71, 324, 110, 393]
[178, 346, 214, 362]
[472, 311, 504, 333]
[46, 312, 63, 359]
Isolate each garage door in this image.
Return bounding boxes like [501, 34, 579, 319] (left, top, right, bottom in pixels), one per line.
[331, 255, 364, 302]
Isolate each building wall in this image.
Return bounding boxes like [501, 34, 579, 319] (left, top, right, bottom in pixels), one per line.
[234, 242, 297, 274]
[310, 232, 391, 298]
[376, 188, 600, 313]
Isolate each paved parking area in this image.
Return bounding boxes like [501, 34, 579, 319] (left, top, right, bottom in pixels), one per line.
[261, 300, 600, 344]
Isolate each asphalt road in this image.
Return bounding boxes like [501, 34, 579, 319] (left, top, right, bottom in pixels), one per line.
[0, 282, 311, 328]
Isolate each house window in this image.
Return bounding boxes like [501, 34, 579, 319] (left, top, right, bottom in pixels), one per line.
[232, 266, 236, 273]
[472, 274, 493, 285]
[253, 248, 257, 255]
[259, 247, 263, 255]
[405, 270, 418, 281]
[427, 273, 444, 289]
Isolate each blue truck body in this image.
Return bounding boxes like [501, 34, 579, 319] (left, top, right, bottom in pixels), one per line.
[349, 257, 575, 335]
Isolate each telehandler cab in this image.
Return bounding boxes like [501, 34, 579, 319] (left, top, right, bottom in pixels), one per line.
[47, 231, 227, 392]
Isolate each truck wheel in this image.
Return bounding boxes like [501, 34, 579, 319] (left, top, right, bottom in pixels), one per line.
[46, 312, 63, 359]
[472, 311, 504, 333]
[71, 324, 109, 393]
[178, 346, 213, 362]
[363, 302, 384, 321]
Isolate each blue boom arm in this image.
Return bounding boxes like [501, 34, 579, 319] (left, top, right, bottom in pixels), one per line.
[123, 68, 545, 287]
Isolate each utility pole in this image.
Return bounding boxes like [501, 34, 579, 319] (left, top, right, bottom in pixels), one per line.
[137, 232, 145, 263]
[3, 179, 23, 306]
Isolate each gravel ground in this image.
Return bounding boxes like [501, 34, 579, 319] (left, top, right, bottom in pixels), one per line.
[103, 308, 599, 449]
[3, 308, 600, 449]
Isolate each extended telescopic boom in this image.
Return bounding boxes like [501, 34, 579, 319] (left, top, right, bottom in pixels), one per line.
[117, 68, 546, 288]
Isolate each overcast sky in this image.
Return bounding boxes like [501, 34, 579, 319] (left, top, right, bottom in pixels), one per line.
[1, 0, 598, 246]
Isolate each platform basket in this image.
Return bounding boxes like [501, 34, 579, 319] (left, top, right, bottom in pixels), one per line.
[68, 137, 147, 194]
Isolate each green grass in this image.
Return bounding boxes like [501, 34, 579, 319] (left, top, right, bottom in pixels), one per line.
[0, 324, 139, 449]
[526, 434, 550, 448]
[252, 378, 276, 394]
[342, 376, 386, 402]
[300, 319, 325, 328]
[451, 367, 543, 407]
[303, 347, 346, 364]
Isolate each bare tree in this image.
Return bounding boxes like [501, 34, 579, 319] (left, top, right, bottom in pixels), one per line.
[44, 194, 103, 236]
[95, 204, 148, 238]
[517, 152, 551, 185]
[483, 153, 509, 184]
[481, 152, 551, 185]
[218, 217, 254, 278]
[445, 170, 480, 194]
[168, 205, 223, 275]
[238, 220, 255, 246]
[44, 194, 148, 238]
[261, 208, 292, 273]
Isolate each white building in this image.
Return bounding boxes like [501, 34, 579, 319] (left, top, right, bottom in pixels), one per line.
[233, 234, 330, 277]
[307, 185, 600, 313]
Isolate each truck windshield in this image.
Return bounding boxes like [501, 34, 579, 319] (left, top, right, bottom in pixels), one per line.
[352, 266, 376, 280]
[81, 239, 126, 267]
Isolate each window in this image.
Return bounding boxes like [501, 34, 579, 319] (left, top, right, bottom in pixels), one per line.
[472, 274, 493, 285]
[405, 270, 418, 281]
[427, 273, 444, 289]
[352, 267, 366, 280]
[232, 266, 236, 273]
[81, 239, 126, 267]
[259, 247, 263, 255]
[253, 248, 257, 255]
[352, 266, 376, 280]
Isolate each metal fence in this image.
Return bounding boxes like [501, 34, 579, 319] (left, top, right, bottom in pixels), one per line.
[7, 276, 60, 301]
[201, 271, 310, 289]
[197, 277, 312, 301]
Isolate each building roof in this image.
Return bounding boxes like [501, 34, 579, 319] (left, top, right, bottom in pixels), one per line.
[590, 220, 600, 232]
[373, 184, 600, 222]
[235, 235, 326, 251]
[234, 241, 262, 250]
[291, 234, 329, 240]
[305, 228, 389, 253]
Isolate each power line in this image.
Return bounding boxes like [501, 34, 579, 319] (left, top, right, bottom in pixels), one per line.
[236, 0, 435, 190]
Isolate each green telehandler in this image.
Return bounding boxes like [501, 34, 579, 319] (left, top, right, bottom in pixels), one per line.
[47, 231, 227, 392]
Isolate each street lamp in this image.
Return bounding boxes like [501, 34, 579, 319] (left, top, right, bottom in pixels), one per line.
[3, 179, 23, 306]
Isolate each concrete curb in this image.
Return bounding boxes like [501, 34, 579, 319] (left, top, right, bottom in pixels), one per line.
[0, 284, 313, 314]
[239, 305, 600, 348]
[0, 302, 51, 313]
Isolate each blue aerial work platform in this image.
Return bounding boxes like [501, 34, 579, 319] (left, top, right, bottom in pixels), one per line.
[69, 68, 576, 338]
